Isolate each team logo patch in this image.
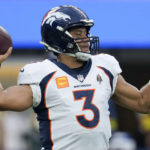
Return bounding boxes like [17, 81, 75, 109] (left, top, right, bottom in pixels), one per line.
[56, 76, 69, 88]
[97, 74, 102, 84]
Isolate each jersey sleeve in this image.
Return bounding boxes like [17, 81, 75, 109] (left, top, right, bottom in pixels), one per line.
[102, 54, 122, 75]
[104, 54, 122, 95]
[94, 54, 122, 95]
[17, 62, 42, 107]
[111, 59, 121, 95]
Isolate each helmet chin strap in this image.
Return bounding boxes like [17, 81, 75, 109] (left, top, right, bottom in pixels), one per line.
[64, 52, 91, 61]
[75, 52, 91, 61]
[40, 41, 91, 61]
[66, 41, 91, 61]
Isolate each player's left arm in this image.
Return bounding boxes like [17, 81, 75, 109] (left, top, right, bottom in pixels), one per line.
[140, 81, 150, 112]
[112, 75, 149, 113]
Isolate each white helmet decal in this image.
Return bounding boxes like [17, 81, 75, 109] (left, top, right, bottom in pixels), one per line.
[42, 12, 71, 27]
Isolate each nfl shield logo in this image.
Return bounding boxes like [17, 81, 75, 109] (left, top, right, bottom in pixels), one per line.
[77, 74, 84, 82]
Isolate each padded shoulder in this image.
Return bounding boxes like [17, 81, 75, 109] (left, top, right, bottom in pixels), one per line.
[17, 59, 54, 85]
[92, 54, 122, 76]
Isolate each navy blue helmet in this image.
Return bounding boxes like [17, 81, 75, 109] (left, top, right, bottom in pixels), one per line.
[41, 5, 100, 61]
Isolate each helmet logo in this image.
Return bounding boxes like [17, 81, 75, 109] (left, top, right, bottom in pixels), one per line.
[42, 12, 71, 27]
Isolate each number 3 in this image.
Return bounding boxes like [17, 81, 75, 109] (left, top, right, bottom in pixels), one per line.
[73, 89, 100, 129]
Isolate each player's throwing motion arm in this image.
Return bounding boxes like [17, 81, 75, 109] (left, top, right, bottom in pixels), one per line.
[0, 47, 33, 111]
[113, 75, 150, 113]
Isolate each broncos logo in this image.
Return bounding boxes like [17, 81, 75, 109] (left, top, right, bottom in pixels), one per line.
[42, 12, 71, 27]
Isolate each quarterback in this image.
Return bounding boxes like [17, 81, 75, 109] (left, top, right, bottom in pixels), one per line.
[0, 5, 150, 150]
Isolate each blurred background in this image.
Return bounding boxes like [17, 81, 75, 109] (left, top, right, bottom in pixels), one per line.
[0, 0, 150, 150]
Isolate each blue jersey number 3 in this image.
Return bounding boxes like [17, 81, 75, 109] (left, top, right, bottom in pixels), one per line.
[73, 89, 100, 129]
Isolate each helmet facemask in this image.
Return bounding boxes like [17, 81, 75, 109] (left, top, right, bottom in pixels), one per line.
[63, 29, 101, 60]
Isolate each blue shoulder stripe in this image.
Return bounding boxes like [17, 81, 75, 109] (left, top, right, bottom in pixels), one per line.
[33, 71, 56, 150]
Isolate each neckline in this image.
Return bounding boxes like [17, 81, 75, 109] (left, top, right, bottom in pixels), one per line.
[48, 58, 92, 82]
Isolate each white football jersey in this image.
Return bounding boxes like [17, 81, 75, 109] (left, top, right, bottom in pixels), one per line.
[18, 54, 122, 150]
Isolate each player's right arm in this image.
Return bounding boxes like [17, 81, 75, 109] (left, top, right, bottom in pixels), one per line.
[0, 84, 33, 111]
[0, 47, 12, 64]
[0, 47, 33, 111]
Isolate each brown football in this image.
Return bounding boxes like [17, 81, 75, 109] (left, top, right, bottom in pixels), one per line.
[0, 26, 12, 55]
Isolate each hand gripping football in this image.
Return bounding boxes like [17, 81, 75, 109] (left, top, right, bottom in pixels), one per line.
[0, 26, 12, 55]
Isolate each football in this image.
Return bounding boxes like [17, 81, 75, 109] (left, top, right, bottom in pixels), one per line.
[0, 26, 12, 55]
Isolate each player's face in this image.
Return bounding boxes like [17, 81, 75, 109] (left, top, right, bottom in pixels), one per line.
[69, 27, 90, 53]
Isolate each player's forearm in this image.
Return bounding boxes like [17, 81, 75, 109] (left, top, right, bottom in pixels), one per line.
[114, 75, 147, 113]
[140, 81, 150, 113]
[113, 89, 144, 113]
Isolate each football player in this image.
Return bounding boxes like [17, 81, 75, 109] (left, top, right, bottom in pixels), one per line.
[0, 5, 150, 150]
